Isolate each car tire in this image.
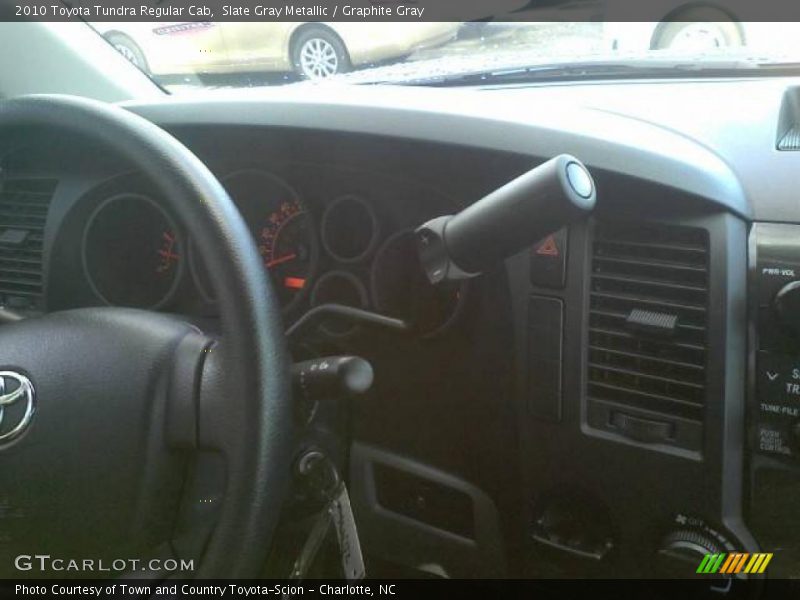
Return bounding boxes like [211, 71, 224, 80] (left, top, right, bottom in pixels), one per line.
[652, 9, 744, 51]
[291, 27, 351, 80]
[105, 33, 150, 75]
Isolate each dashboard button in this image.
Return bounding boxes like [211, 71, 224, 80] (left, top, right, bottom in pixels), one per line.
[754, 223, 800, 306]
[774, 280, 800, 333]
[530, 228, 567, 289]
[566, 161, 594, 199]
[757, 423, 793, 457]
[790, 421, 800, 454]
[756, 351, 800, 458]
[757, 262, 800, 305]
[758, 352, 800, 402]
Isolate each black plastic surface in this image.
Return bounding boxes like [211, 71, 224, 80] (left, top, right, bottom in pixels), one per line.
[527, 296, 563, 422]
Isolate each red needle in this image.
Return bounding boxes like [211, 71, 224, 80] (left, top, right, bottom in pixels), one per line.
[157, 249, 179, 261]
[265, 253, 297, 268]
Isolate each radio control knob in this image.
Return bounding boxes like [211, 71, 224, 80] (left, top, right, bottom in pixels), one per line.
[657, 529, 722, 576]
[774, 280, 800, 332]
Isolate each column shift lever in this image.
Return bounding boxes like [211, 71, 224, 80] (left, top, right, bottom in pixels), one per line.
[415, 154, 596, 283]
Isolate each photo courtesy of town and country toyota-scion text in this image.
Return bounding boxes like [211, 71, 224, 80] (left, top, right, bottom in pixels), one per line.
[14, 583, 395, 597]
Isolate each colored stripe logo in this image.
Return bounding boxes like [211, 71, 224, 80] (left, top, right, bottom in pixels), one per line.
[697, 552, 773, 574]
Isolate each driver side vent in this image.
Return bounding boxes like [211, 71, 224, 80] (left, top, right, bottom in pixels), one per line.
[587, 222, 708, 454]
[0, 179, 57, 310]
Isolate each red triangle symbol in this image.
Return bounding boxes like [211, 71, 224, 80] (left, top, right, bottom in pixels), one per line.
[535, 235, 559, 257]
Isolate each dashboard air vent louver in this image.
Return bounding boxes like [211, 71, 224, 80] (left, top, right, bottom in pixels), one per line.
[586, 222, 709, 453]
[0, 179, 56, 310]
[778, 125, 800, 151]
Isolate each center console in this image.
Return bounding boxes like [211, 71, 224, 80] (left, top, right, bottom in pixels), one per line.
[748, 223, 800, 577]
[508, 176, 757, 584]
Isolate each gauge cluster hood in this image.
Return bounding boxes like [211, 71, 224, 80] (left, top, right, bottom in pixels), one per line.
[124, 81, 754, 219]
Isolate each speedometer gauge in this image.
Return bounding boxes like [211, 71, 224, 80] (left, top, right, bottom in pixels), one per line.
[191, 170, 316, 311]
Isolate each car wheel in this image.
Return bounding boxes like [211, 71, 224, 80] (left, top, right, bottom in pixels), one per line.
[105, 33, 150, 74]
[292, 28, 351, 80]
[652, 9, 744, 51]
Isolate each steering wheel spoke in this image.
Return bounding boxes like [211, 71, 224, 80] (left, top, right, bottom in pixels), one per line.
[166, 329, 215, 450]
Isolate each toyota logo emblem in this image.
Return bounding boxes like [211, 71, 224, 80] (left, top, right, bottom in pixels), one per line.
[0, 371, 35, 447]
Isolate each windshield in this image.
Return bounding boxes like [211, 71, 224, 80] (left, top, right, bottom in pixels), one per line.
[89, 21, 800, 92]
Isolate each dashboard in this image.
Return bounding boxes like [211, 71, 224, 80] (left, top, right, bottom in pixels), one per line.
[2, 139, 468, 340]
[2, 75, 800, 586]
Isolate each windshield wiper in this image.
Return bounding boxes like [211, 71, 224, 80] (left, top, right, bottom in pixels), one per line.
[352, 58, 800, 87]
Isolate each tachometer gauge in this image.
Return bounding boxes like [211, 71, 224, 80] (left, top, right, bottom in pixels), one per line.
[83, 194, 182, 309]
[192, 170, 316, 311]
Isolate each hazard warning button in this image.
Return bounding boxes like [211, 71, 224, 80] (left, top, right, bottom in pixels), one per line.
[530, 228, 567, 288]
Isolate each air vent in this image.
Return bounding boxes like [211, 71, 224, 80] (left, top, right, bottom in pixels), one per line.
[0, 179, 56, 310]
[778, 125, 800, 151]
[586, 222, 709, 453]
[777, 87, 800, 151]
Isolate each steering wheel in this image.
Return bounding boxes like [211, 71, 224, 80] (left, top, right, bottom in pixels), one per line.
[0, 96, 293, 578]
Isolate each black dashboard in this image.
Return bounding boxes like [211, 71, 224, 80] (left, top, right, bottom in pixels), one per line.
[3, 132, 469, 335]
[2, 76, 800, 585]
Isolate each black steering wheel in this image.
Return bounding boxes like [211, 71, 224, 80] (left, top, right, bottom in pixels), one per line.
[0, 95, 293, 578]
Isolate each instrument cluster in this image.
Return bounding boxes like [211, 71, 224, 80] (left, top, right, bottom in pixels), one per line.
[74, 166, 468, 339]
